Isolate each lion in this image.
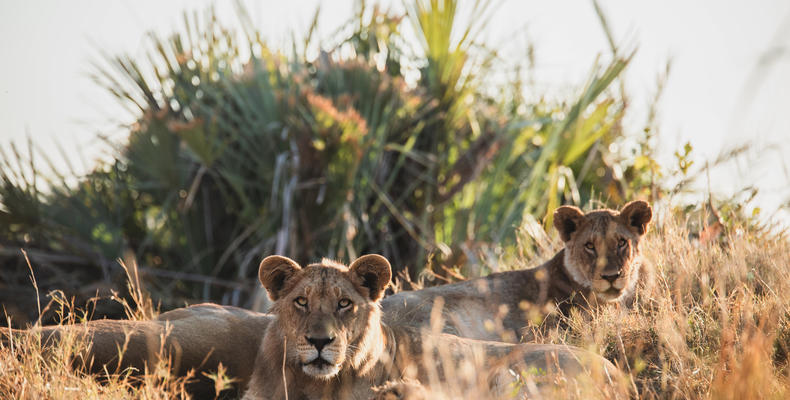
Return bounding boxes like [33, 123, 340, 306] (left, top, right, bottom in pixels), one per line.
[1, 303, 271, 398]
[241, 254, 630, 400]
[382, 200, 652, 342]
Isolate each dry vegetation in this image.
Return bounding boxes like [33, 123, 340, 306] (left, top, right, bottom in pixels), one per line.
[0, 312, 192, 399]
[519, 211, 790, 399]
[2, 211, 789, 399]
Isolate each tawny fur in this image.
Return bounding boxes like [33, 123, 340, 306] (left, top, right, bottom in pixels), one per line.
[241, 255, 629, 400]
[382, 200, 652, 342]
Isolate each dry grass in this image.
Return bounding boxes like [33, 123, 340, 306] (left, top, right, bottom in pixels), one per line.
[522, 211, 790, 399]
[0, 312, 194, 399]
[2, 212, 790, 399]
[0, 265, 195, 400]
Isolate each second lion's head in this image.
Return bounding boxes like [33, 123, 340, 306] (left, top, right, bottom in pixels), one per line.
[553, 200, 652, 302]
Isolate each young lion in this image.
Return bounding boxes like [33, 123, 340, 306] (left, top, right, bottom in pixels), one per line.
[241, 255, 629, 400]
[382, 200, 652, 342]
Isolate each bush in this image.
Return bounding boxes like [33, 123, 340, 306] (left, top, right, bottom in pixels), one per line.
[0, 0, 642, 312]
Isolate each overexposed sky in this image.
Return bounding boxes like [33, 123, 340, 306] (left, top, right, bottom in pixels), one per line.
[1, 0, 789, 216]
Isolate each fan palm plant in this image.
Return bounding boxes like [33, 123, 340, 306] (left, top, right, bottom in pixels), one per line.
[0, 0, 639, 311]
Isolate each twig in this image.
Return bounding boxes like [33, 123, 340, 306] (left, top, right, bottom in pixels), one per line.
[282, 337, 289, 400]
[181, 164, 208, 212]
[137, 266, 254, 291]
[21, 249, 41, 326]
[2, 248, 253, 291]
[0, 248, 84, 264]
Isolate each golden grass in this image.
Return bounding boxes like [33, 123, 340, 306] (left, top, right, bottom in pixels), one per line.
[0, 261, 194, 400]
[0, 316, 193, 399]
[2, 212, 789, 399]
[524, 212, 790, 399]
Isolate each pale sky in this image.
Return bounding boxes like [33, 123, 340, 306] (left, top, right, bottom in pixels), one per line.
[2, 0, 789, 219]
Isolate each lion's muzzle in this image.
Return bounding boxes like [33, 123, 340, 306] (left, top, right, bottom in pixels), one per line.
[592, 268, 628, 301]
[299, 335, 343, 378]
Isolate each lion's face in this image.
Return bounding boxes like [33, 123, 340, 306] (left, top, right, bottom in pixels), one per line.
[553, 201, 652, 302]
[259, 254, 392, 380]
[277, 267, 377, 378]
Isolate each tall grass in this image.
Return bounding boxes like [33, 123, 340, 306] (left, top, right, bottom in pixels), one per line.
[0, 291, 193, 400]
[2, 211, 789, 398]
[512, 210, 790, 399]
[0, 333, 192, 400]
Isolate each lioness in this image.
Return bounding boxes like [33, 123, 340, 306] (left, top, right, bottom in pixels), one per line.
[241, 254, 629, 399]
[383, 200, 652, 341]
[1, 303, 271, 398]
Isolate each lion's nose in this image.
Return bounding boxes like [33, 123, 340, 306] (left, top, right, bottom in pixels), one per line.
[306, 336, 335, 351]
[601, 272, 621, 283]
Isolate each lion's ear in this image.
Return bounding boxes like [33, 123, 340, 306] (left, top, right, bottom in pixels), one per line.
[348, 254, 392, 302]
[259, 255, 302, 301]
[553, 205, 586, 242]
[620, 200, 652, 235]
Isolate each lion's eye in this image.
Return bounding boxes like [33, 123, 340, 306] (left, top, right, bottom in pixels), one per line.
[338, 298, 352, 309]
[584, 242, 595, 251]
[618, 238, 628, 248]
[294, 296, 308, 307]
